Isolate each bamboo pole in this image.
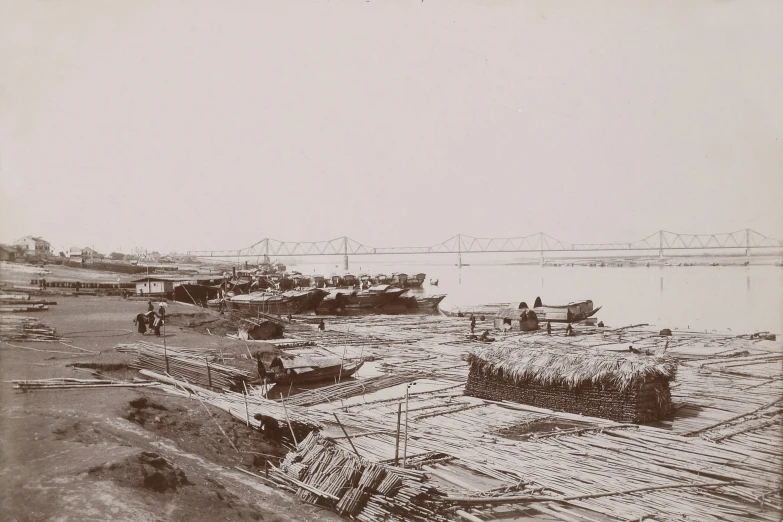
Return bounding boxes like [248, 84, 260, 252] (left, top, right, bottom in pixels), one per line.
[394, 402, 402, 465]
[333, 412, 361, 458]
[280, 394, 298, 445]
[444, 480, 736, 505]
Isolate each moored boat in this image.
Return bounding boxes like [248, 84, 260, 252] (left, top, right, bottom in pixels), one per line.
[414, 294, 446, 310]
[211, 289, 328, 315]
[391, 273, 408, 287]
[405, 273, 427, 288]
[259, 355, 364, 385]
[532, 296, 601, 323]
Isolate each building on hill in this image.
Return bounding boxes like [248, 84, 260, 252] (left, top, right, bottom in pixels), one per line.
[463, 343, 677, 423]
[82, 247, 104, 261]
[13, 236, 52, 256]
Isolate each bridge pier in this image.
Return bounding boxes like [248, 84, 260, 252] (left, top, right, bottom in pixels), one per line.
[457, 253, 462, 268]
[540, 251, 544, 266]
[343, 255, 349, 270]
[745, 248, 751, 257]
[658, 249, 664, 259]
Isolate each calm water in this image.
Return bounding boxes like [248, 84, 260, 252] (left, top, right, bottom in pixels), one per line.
[290, 261, 783, 334]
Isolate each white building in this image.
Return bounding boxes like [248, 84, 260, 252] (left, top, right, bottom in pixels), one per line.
[14, 236, 52, 255]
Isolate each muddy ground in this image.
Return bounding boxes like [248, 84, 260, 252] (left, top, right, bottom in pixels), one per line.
[0, 293, 342, 522]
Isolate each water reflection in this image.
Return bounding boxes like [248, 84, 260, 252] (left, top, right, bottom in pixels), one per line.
[291, 261, 783, 333]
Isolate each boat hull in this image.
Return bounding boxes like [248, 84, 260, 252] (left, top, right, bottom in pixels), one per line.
[267, 361, 364, 385]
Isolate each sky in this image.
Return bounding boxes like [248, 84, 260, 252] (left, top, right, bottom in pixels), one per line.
[1, 0, 782, 255]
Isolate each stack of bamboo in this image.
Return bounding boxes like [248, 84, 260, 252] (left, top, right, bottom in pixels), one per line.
[116, 341, 217, 358]
[272, 431, 449, 522]
[129, 342, 252, 392]
[0, 315, 60, 341]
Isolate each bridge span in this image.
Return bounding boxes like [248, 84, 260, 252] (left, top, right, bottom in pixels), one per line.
[188, 229, 782, 269]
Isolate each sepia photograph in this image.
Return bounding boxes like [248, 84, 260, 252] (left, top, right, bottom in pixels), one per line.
[1, 1, 781, 521]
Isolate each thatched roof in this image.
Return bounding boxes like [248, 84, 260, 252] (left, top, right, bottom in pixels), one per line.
[464, 344, 677, 390]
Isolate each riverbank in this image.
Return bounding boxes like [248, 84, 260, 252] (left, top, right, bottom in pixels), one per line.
[0, 295, 341, 522]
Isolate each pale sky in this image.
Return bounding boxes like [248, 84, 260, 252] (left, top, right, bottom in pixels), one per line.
[1, 0, 781, 255]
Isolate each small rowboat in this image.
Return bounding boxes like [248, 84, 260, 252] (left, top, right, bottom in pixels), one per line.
[259, 355, 365, 385]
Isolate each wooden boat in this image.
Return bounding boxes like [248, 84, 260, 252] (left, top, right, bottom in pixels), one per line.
[316, 285, 405, 314]
[405, 273, 426, 288]
[210, 289, 327, 315]
[414, 294, 447, 310]
[532, 297, 601, 323]
[390, 273, 408, 287]
[379, 293, 446, 312]
[259, 355, 364, 385]
[372, 274, 391, 285]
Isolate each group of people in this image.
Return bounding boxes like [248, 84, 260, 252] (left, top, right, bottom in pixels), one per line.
[133, 300, 167, 337]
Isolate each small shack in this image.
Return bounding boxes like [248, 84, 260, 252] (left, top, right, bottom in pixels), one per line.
[131, 275, 180, 297]
[464, 344, 677, 423]
[494, 302, 539, 332]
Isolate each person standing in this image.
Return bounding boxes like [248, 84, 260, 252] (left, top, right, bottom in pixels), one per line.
[546, 321, 552, 335]
[147, 300, 154, 312]
[318, 319, 325, 333]
[470, 314, 476, 334]
[133, 313, 148, 334]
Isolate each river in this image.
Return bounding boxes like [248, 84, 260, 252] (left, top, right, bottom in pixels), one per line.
[288, 260, 783, 334]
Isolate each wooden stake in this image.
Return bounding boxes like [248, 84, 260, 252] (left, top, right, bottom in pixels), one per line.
[333, 412, 361, 458]
[242, 380, 251, 427]
[280, 395, 298, 445]
[394, 402, 402, 466]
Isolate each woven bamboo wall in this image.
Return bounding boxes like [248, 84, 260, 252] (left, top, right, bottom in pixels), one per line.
[464, 363, 673, 423]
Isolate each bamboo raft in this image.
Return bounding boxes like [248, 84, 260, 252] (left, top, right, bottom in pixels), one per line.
[264, 314, 783, 521]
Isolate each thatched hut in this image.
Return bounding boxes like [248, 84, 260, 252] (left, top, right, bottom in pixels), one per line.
[493, 303, 539, 332]
[463, 344, 677, 423]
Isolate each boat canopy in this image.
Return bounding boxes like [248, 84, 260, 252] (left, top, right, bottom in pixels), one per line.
[271, 355, 342, 370]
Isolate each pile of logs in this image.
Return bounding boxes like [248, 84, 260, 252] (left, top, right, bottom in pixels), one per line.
[128, 342, 253, 392]
[0, 316, 60, 341]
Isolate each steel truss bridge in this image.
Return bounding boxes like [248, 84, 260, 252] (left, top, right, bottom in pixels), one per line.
[189, 229, 782, 268]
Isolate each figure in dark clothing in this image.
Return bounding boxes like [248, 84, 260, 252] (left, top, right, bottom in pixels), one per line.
[254, 414, 283, 440]
[133, 313, 148, 334]
[146, 311, 161, 337]
[75, 281, 81, 293]
[147, 300, 154, 312]
[470, 315, 476, 334]
[318, 319, 325, 332]
[287, 314, 293, 323]
[597, 321, 605, 327]
[565, 324, 573, 336]
[546, 321, 552, 335]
